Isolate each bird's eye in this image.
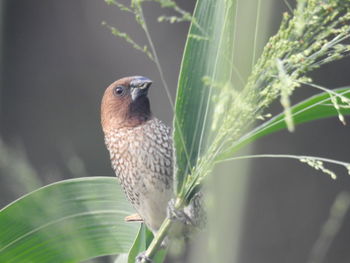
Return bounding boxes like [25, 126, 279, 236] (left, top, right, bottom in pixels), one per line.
[114, 86, 125, 96]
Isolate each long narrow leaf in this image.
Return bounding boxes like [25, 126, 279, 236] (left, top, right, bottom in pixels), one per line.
[174, 0, 237, 195]
[0, 177, 138, 263]
[219, 87, 350, 160]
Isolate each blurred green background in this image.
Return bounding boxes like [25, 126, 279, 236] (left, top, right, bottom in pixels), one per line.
[1, 0, 350, 262]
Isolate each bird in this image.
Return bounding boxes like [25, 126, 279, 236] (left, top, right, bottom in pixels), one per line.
[100, 76, 174, 235]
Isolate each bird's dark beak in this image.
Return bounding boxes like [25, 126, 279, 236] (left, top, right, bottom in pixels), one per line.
[130, 76, 152, 101]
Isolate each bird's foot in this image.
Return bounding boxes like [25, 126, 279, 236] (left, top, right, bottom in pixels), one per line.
[167, 199, 193, 225]
[124, 213, 143, 222]
[136, 251, 152, 263]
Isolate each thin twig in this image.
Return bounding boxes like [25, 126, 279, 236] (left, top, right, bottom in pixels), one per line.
[251, 0, 261, 69]
[138, 3, 194, 177]
[220, 154, 350, 168]
[138, 8, 174, 107]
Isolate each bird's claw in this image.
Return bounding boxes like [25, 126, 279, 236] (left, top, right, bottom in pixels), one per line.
[136, 252, 152, 263]
[167, 199, 193, 225]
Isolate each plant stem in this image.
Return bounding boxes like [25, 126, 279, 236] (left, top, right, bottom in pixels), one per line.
[138, 6, 174, 108]
[138, 4, 194, 177]
[140, 198, 184, 262]
[251, 0, 261, 69]
[143, 219, 171, 261]
[220, 154, 350, 167]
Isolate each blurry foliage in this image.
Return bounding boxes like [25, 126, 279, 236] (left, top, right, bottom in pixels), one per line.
[0, 139, 42, 195]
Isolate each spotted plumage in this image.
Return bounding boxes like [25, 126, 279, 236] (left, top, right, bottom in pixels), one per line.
[101, 76, 174, 233]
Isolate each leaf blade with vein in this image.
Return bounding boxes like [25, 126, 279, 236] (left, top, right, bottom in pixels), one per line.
[0, 177, 138, 263]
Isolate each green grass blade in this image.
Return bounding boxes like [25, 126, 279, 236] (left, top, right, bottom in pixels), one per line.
[127, 224, 148, 263]
[0, 177, 139, 263]
[219, 87, 350, 160]
[174, 0, 237, 195]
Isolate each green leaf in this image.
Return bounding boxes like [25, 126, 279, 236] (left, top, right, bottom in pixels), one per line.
[219, 87, 350, 160]
[127, 224, 149, 263]
[127, 224, 166, 263]
[0, 177, 139, 263]
[174, 0, 237, 195]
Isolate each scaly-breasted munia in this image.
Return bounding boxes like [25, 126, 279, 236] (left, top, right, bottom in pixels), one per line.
[101, 76, 174, 235]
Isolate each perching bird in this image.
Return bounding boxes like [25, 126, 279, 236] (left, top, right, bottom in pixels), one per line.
[101, 76, 174, 235]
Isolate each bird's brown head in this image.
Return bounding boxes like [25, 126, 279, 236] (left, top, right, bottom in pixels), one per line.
[101, 76, 153, 132]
